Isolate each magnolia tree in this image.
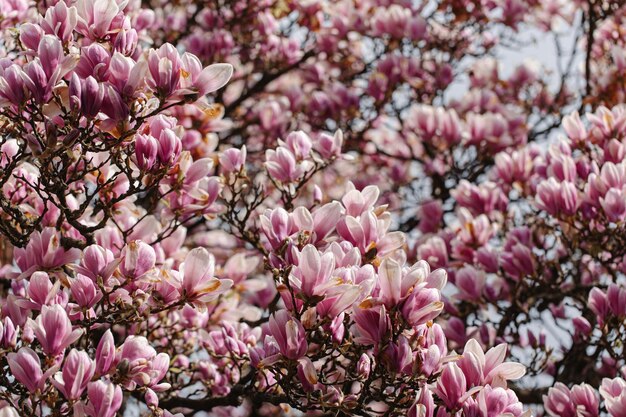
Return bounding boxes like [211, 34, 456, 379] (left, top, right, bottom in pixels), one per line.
[0, 0, 626, 416]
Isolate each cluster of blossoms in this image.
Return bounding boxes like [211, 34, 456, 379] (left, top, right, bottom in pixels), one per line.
[0, 194, 529, 417]
[0, 228, 234, 416]
[2, 0, 626, 416]
[422, 104, 626, 416]
[0, 0, 233, 248]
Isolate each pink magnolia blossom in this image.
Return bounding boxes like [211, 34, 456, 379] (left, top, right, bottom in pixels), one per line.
[219, 146, 247, 174]
[267, 310, 308, 360]
[14, 228, 81, 277]
[600, 378, 626, 417]
[85, 380, 123, 417]
[179, 247, 233, 303]
[52, 349, 95, 400]
[458, 339, 526, 389]
[28, 304, 83, 357]
[95, 330, 115, 376]
[7, 347, 56, 393]
[70, 274, 103, 309]
[290, 244, 335, 297]
[544, 382, 599, 417]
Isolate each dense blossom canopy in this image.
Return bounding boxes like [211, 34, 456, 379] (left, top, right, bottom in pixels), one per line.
[0, 0, 625, 416]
